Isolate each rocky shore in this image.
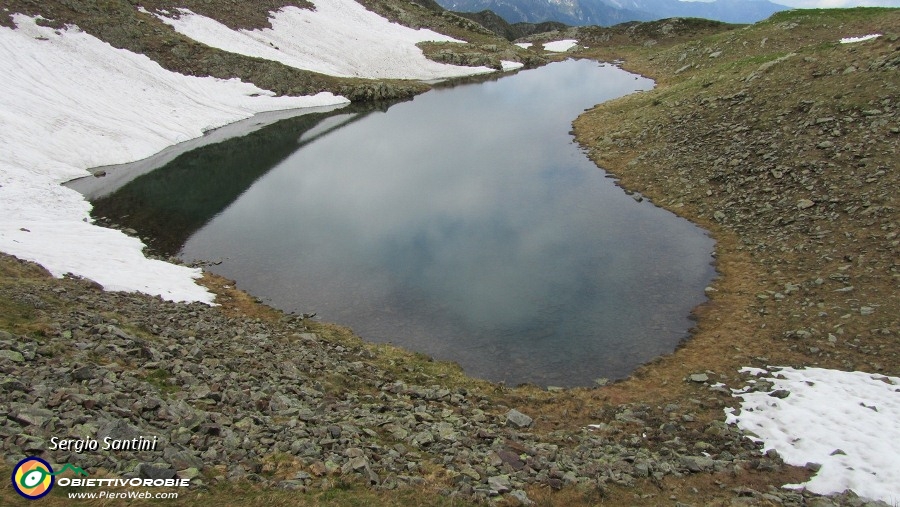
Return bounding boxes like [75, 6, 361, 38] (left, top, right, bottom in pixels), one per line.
[572, 8, 898, 382]
[0, 255, 753, 502]
[0, 250, 891, 505]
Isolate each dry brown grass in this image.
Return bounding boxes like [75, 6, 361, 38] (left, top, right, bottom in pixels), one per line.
[196, 271, 285, 322]
[524, 463, 814, 506]
[1, 470, 468, 507]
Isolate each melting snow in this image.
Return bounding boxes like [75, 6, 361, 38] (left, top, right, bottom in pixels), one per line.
[839, 34, 882, 44]
[0, 0, 505, 303]
[501, 60, 525, 71]
[0, 15, 347, 303]
[543, 39, 579, 52]
[155, 0, 495, 79]
[727, 366, 900, 504]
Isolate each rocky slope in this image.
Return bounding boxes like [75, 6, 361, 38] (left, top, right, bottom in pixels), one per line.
[0, 253, 868, 506]
[573, 8, 898, 381]
[452, 9, 569, 40]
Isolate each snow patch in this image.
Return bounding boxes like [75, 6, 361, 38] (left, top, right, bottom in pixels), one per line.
[543, 40, 579, 52]
[0, 15, 349, 303]
[727, 366, 900, 503]
[501, 60, 525, 71]
[839, 34, 881, 44]
[155, 0, 496, 80]
[515, 42, 533, 49]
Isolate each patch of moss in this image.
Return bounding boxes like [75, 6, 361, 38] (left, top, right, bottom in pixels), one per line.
[144, 367, 179, 395]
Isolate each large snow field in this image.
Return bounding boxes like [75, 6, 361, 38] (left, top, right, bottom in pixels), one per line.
[154, 0, 499, 79]
[0, 0, 508, 304]
[0, 15, 349, 303]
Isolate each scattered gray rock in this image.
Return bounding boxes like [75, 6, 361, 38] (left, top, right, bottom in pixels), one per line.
[0, 349, 24, 362]
[797, 198, 815, 209]
[0, 249, 874, 505]
[505, 409, 534, 428]
[488, 474, 512, 494]
[137, 463, 177, 480]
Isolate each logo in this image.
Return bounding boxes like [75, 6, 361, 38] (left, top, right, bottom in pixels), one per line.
[11, 457, 88, 500]
[12, 456, 55, 499]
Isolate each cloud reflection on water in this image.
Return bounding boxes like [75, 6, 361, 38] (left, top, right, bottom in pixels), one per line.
[182, 60, 715, 386]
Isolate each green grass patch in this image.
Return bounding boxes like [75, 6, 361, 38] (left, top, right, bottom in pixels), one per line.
[143, 367, 179, 395]
[767, 6, 898, 25]
[0, 296, 37, 334]
[726, 51, 793, 69]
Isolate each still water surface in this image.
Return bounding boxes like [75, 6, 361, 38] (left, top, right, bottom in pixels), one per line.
[87, 60, 716, 387]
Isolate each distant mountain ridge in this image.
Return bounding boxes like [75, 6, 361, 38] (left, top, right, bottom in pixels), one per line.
[435, 0, 790, 26]
[452, 9, 570, 39]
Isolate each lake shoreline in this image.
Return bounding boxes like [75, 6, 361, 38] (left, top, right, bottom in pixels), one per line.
[90, 58, 713, 388]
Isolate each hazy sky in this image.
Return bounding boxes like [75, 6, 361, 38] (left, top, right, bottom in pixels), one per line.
[680, 0, 900, 6]
[776, 0, 900, 7]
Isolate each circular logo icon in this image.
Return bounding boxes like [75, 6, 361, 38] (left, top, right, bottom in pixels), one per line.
[11, 456, 54, 500]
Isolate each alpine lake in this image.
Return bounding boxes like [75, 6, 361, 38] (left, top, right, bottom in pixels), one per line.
[69, 59, 717, 388]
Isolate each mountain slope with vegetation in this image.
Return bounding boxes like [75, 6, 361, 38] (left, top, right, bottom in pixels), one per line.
[452, 9, 569, 40]
[436, 0, 789, 26]
[569, 7, 899, 499]
[572, 7, 899, 382]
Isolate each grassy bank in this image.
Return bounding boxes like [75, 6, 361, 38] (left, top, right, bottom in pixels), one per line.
[571, 7, 898, 403]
